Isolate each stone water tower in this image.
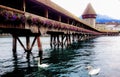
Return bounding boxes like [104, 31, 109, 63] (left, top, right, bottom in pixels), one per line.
[82, 3, 97, 28]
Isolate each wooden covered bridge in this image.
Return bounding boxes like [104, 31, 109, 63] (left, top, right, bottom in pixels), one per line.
[0, 0, 119, 63]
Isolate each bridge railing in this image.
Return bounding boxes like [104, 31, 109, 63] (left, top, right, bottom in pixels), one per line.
[25, 12, 81, 34]
[0, 5, 25, 29]
[25, 12, 101, 35]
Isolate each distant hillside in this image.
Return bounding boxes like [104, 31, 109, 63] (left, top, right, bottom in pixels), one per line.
[96, 14, 120, 23]
[80, 14, 120, 23]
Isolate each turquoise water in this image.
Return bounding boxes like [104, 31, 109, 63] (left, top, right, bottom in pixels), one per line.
[0, 36, 120, 77]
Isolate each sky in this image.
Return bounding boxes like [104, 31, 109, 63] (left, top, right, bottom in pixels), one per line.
[51, 0, 120, 19]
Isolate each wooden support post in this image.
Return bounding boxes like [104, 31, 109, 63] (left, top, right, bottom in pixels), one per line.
[76, 34, 78, 42]
[85, 34, 87, 40]
[81, 34, 84, 41]
[50, 35, 53, 48]
[17, 37, 26, 51]
[45, 9, 48, 18]
[72, 34, 75, 43]
[77, 34, 80, 42]
[12, 35, 17, 53]
[80, 34, 82, 41]
[81, 34, 83, 41]
[57, 35, 60, 48]
[26, 36, 30, 50]
[67, 18, 69, 24]
[66, 34, 71, 48]
[84, 34, 86, 40]
[58, 15, 61, 22]
[66, 35, 69, 46]
[17, 36, 37, 59]
[53, 35, 56, 48]
[87, 34, 89, 40]
[12, 35, 18, 60]
[66, 34, 71, 46]
[82, 34, 84, 41]
[64, 34, 69, 47]
[23, 0, 26, 12]
[37, 36, 43, 64]
[26, 36, 31, 59]
[30, 36, 37, 51]
[77, 34, 79, 42]
[61, 35, 64, 48]
[69, 34, 71, 44]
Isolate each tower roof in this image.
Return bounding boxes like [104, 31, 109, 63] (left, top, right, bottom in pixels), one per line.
[82, 3, 96, 15]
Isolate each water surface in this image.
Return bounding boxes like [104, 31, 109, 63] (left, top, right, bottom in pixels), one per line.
[0, 36, 120, 77]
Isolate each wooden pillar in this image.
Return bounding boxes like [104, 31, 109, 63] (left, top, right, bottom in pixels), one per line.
[66, 33, 71, 48]
[58, 15, 61, 22]
[23, 0, 26, 12]
[82, 34, 84, 41]
[37, 36, 43, 64]
[87, 34, 89, 40]
[77, 34, 79, 42]
[57, 35, 60, 48]
[50, 34, 53, 48]
[79, 34, 82, 41]
[83, 34, 86, 40]
[86, 34, 88, 40]
[65, 33, 70, 46]
[26, 36, 31, 59]
[16, 36, 37, 59]
[61, 34, 64, 48]
[53, 35, 56, 47]
[81, 34, 84, 40]
[90, 34, 92, 39]
[45, 9, 48, 18]
[68, 34, 71, 44]
[66, 35, 69, 46]
[67, 18, 69, 24]
[72, 34, 75, 43]
[26, 36, 30, 50]
[81, 34, 84, 41]
[12, 35, 17, 53]
[12, 35, 17, 60]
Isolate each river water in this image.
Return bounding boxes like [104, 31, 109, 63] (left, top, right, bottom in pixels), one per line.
[0, 36, 120, 77]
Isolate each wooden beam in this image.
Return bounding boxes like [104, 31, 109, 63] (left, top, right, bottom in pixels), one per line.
[37, 36, 43, 64]
[23, 0, 26, 12]
[12, 35, 17, 53]
[30, 36, 37, 50]
[45, 9, 48, 18]
[58, 15, 61, 22]
[26, 36, 30, 51]
[17, 37, 26, 51]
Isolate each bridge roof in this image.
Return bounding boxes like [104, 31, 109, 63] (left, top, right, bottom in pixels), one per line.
[31, 0, 99, 31]
[0, 0, 100, 32]
[32, 0, 83, 21]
